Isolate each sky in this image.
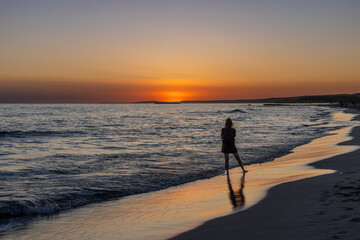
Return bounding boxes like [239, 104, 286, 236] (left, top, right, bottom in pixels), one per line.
[1, 0, 360, 103]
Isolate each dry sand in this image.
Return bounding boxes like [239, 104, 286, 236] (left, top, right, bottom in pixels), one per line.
[170, 116, 360, 240]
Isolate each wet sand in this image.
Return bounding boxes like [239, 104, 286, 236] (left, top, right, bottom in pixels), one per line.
[171, 113, 360, 240]
[1, 111, 358, 240]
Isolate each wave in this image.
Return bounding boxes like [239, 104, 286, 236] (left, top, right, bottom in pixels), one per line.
[0, 168, 223, 224]
[0, 199, 63, 219]
[302, 122, 329, 127]
[225, 109, 247, 113]
[0, 130, 83, 138]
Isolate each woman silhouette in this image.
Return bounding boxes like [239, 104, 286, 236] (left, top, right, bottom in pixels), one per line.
[221, 118, 247, 173]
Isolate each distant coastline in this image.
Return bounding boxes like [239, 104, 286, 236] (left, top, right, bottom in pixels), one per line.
[133, 93, 360, 105]
[2, 93, 359, 104]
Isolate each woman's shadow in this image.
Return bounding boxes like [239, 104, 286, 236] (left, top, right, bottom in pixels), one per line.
[227, 172, 246, 209]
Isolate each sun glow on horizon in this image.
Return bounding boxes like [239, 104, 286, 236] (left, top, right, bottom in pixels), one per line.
[158, 91, 191, 102]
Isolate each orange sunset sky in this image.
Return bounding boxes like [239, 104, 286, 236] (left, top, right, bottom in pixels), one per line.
[1, 1, 360, 103]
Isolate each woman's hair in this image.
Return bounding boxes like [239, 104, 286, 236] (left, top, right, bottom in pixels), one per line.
[225, 118, 233, 128]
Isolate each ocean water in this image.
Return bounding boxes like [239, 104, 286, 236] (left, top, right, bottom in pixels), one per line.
[0, 104, 350, 230]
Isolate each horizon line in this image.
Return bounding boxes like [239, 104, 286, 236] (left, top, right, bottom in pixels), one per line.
[1, 92, 359, 104]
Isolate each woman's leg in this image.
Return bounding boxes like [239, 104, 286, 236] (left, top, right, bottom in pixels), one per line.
[234, 153, 247, 172]
[224, 153, 230, 172]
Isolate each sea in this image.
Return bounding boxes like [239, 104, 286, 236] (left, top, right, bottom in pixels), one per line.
[0, 103, 352, 231]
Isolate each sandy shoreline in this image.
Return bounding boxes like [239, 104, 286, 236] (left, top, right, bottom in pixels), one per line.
[171, 112, 360, 240]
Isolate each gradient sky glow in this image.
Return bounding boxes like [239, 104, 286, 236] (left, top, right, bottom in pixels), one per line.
[1, 0, 360, 102]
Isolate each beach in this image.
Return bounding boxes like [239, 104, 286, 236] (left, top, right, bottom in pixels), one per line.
[171, 111, 360, 240]
[2, 1, 360, 238]
[0, 109, 358, 239]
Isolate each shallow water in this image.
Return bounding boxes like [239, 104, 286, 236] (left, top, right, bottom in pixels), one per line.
[0, 104, 351, 229]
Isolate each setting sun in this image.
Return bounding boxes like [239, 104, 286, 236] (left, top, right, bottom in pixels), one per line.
[159, 91, 190, 102]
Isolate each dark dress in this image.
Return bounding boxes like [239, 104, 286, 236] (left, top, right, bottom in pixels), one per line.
[221, 127, 238, 153]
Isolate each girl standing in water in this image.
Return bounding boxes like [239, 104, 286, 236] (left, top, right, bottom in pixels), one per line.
[221, 118, 247, 173]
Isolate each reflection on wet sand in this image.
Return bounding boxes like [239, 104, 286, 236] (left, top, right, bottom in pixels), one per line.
[227, 173, 245, 209]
